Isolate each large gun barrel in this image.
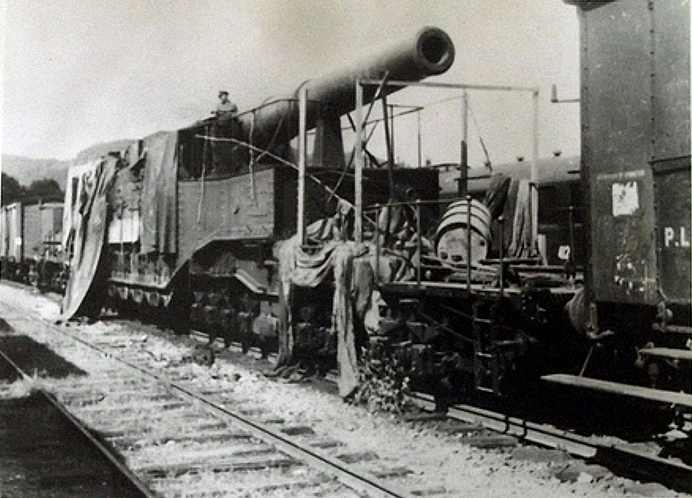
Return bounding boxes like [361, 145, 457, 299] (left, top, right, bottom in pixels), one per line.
[239, 26, 455, 151]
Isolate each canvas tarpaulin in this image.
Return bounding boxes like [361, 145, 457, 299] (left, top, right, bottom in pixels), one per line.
[62, 157, 117, 320]
[275, 231, 374, 398]
[140, 131, 178, 254]
[63, 160, 108, 251]
[508, 179, 533, 257]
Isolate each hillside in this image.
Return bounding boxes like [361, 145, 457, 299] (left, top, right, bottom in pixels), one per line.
[1, 155, 71, 190]
[2, 138, 134, 190]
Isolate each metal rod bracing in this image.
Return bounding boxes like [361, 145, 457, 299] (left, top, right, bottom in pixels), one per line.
[466, 195, 472, 290]
[499, 216, 505, 293]
[389, 104, 395, 165]
[381, 95, 395, 198]
[362, 71, 391, 133]
[416, 110, 422, 168]
[345, 113, 384, 167]
[568, 206, 575, 267]
[365, 198, 469, 210]
[359, 79, 539, 93]
[416, 201, 422, 285]
[306, 106, 421, 134]
[460, 91, 469, 195]
[375, 205, 381, 284]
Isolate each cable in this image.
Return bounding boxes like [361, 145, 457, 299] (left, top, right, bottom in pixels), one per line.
[195, 134, 377, 229]
[468, 100, 492, 170]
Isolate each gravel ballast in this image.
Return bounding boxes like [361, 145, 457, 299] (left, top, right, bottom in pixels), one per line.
[0, 282, 687, 498]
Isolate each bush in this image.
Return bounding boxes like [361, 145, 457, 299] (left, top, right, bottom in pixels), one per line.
[354, 340, 411, 413]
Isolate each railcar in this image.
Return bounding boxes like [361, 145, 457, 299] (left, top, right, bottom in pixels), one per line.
[0, 198, 67, 291]
[542, 0, 691, 405]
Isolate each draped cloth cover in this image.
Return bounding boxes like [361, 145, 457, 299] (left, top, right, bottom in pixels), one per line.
[62, 157, 117, 319]
[140, 131, 178, 254]
[275, 226, 375, 398]
[508, 179, 533, 257]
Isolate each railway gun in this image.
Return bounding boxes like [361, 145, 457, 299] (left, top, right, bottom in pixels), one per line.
[59, 27, 453, 356]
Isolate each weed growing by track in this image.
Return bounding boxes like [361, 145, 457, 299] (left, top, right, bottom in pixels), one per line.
[354, 340, 411, 413]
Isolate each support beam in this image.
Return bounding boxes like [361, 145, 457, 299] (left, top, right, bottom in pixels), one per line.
[416, 110, 422, 168]
[459, 91, 469, 196]
[530, 90, 540, 255]
[354, 80, 364, 243]
[382, 95, 395, 199]
[297, 86, 307, 245]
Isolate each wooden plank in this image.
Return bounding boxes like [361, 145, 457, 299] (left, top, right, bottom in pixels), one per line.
[371, 466, 414, 479]
[309, 438, 344, 449]
[639, 347, 692, 361]
[403, 412, 448, 423]
[463, 435, 517, 448]
[336, 451, 379, 464]
[542, 374, 692, 408]
[110, 430, 254, 448]
[280, 425, 316, 436]
[137, 455, 299, 478]
[411, 487, 448, 496]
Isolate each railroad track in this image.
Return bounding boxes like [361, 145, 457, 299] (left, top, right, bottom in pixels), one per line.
[0, 343, 154, 498]
[406, 392, 692, 493]
[185, 328, 692, 494]
[185, 323, 692, 494]
[0, 300, 451, 498]
[3, 281, 691, 495]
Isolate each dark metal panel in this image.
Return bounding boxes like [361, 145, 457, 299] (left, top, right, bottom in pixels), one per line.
[177, 168, 276, 260]
[23, 204, 42, 259]
[652, 0, 690, 161]
[582, 0, 658, 305]
[654, 163, 691, 304]
[40, 204, 63, 245]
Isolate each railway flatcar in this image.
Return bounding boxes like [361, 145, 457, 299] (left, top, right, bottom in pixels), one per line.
[366, 0, 691, 411]
[0, 197, 67, 291]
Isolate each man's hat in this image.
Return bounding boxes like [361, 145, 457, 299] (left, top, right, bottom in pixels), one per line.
[218, 90, 229, 97]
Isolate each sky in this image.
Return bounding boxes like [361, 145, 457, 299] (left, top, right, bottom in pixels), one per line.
[0, 0, 581, 167]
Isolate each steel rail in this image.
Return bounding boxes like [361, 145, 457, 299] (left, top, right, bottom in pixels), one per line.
[18, 313, 415, 498]
[183, 324, 692, 493]
[97, 322, 692, 492]
[0, 347, 157, 498]
[406, 391, 692, 494]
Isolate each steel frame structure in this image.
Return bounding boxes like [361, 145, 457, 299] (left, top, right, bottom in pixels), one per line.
[351, 78, 541, 253]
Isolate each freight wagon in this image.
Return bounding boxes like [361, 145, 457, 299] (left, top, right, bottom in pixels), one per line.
[0, 198, 67, 291]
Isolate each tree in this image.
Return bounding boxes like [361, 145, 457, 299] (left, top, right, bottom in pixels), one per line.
[1, 172, 24, 205]
[25, 178, 63, 199]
